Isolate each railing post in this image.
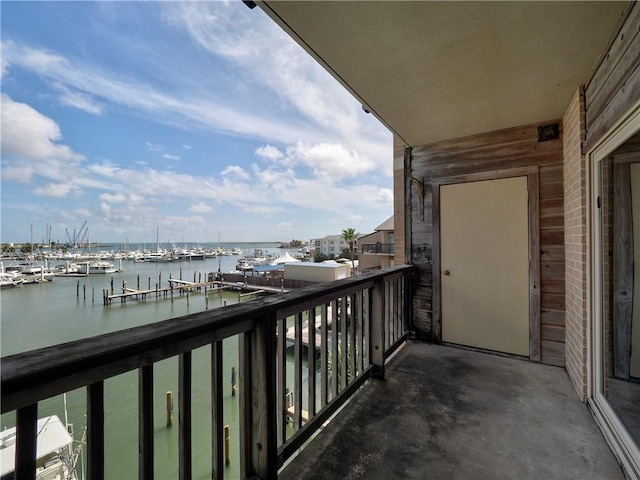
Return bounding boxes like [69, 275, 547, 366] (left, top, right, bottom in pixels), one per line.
[87, 381, 105, 480]
[371, 278, 386, 379]
[15, 403, 37, 480]
[239, 315, 277, 480]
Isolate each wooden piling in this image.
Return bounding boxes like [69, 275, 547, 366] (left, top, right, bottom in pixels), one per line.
[76, 280, 80, 298]
[92, 287, 95, 304]
[137, 274, 140, 290]
[224, 425, 230, 466]
[166, 391, 173, 427]
[231, 367, 236, 396]
[110, 277, 114, 295]
[83, 284, 86, 300]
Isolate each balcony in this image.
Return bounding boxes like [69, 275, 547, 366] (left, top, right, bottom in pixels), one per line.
[1, 265, 411, 479]
[0, 264, 624, 479]
[360, 243, 395, 255]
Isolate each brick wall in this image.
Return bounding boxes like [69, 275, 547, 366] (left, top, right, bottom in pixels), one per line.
[563, 87, 588, 400]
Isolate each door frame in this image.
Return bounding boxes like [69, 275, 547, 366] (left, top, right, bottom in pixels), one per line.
[431, 166, 541, 360]
[588, 99, 640, 478]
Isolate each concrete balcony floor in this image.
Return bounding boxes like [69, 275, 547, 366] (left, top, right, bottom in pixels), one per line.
[281, 342, 624, 480]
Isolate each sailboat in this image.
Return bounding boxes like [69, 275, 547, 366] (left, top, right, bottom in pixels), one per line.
[148, 226, 173, 262]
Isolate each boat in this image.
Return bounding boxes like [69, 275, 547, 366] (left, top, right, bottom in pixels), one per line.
[0, 415, 81, 480]
[18, 264, 56, 284]
[0, 262, 24, 287]
[236, 260, 254, 271]
[0, 273, 23, 288]
[53, 263, 85, 276]
[77, 261, 117, 274]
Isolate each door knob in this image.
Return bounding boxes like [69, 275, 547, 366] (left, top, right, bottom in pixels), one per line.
[443, 270, 450, 276]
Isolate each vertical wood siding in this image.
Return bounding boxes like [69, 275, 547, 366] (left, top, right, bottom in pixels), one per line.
[407, 122, 565, 365]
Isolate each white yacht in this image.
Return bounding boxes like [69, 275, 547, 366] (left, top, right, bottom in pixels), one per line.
[77, 261, 117, 274]
[0, 415, 80, 480]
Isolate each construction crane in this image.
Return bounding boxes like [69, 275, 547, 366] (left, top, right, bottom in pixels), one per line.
[64, 221, 88, 247]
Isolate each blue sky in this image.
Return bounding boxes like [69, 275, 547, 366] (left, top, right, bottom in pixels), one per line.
[1, 1, 393, 245]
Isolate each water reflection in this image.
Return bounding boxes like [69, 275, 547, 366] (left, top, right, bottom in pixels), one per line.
[600, 133, 640, 447]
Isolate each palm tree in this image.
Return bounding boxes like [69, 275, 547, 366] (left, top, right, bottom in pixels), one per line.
[341, 227, 358, 273]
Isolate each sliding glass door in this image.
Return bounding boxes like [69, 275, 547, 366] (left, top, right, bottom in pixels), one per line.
[590, 105, 640, 478]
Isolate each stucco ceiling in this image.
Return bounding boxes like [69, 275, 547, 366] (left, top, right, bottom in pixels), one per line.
[259, 1, 628, 147]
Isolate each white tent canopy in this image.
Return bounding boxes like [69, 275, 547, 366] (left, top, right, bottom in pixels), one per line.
[271, 251, 300, 265]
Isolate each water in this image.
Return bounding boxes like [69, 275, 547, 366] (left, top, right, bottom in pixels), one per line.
[0, 244, 303, 479]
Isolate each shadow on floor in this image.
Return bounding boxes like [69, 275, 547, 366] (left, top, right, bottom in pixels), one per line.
[281, 342, 624, 480]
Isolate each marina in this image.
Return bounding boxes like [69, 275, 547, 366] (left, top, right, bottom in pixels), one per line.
[0, 243, 309, 479]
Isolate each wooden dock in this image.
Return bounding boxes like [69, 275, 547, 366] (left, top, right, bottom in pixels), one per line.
[286, 320, 324, 348]
[103, 279, 285, 306]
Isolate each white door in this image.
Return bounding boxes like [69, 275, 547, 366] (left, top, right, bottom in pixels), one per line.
[441, 176, 530, 356]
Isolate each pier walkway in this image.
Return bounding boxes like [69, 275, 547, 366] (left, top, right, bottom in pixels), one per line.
[103, 279, 287, 306]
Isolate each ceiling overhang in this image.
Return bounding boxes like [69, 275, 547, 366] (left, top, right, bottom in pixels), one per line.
[259, 1, 627, 147]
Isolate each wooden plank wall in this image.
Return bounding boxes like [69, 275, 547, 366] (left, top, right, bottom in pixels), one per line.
[407, 122, 566, 366]
[584, 2, 640, 151]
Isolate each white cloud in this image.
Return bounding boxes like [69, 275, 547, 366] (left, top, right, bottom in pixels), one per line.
[34, 183, 76, 198]
[1, 94, 84, 162]
[183, 144, 193, 150]
[1, 164, 35, 182]
[189, 201, 213, 213]
[240, 204, 281, 214]
[146, 142, 164, 152]
[88, 163, 121, 178]
[221, 165, 250, 180]
[255, 144, 283, 161]
[286, 141, 374, 179]
[163, 153, 180, 161]
[54, 83, 104, 115]
[1, 55, 8, 79]
[100, 192, 127, 203]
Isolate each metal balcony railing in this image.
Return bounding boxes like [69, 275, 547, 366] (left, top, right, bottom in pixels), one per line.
[360, 243, 395, 255]
[1, 265, 413, 480]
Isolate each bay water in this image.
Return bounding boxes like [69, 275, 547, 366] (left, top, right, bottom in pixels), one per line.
[1, 244, 304, 479]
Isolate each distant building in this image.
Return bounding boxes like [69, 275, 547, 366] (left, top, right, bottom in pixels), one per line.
[358, 216, 395, 272]
[310, 234, 363, 258]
